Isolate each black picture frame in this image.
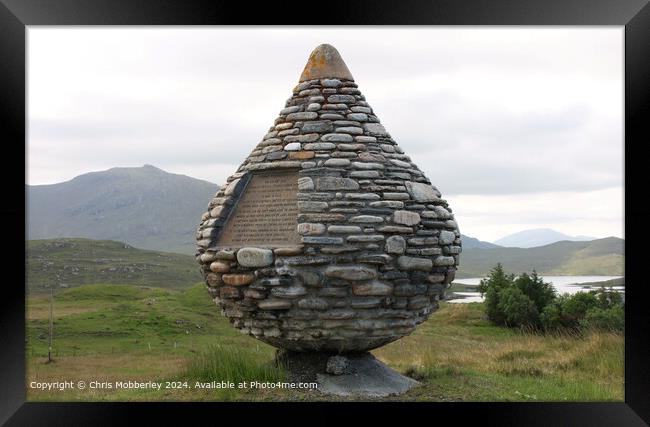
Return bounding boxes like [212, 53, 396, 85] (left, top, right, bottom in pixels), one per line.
[2, 0, 649, 425]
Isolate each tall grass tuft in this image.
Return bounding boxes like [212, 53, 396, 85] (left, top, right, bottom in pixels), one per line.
[183, 344, 285, 384]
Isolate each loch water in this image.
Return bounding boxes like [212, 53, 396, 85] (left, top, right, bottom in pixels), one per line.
[448, 276, 624, 303]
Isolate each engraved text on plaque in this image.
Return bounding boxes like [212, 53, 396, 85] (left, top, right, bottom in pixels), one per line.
[216, 171, 300, 247]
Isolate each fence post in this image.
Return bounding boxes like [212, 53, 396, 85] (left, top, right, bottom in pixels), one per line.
[47, 287, 53, 363]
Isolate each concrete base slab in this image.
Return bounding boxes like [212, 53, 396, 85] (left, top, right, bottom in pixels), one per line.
[316, 353, 419, 397]
[277, 351, 419, 398]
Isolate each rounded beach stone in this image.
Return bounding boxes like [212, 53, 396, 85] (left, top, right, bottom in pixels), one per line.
[209, 261, 230, 273]
[325, 265, 377, 281]
[222, 274, 256, 286]
[236, 247, 274, 267]
[326, 355, 352, 375]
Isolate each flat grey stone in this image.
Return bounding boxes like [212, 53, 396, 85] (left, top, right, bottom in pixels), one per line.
[433, 256, 455, 266]
[393, 210, 421, 226]
[327, 94, 356, 103]
[336, 126, 364, 135]
[271, 286, 308, 298]
[304, 142, 336, 151]
[325, 265, 377, 281]
[323, 158, 351, 167]
[385, 235, 406, 254]
[302, 121, 334, 133]
[347, 113, 368, 121]
[287, 111, 318, 121]
[320, 113, 345, 120]
[316, 353, 419, 397]
[363, 123, 388, 136]
[397, 256, 433, 271]
[315, 177, 359, 191]
[433, 206, 452, 219]
[321, 133, 354, 142]
[285, 133, 319, 143]
[302, 236, 345, 245]
[223, 178, 241, 196]
[438, 230, 456, 245]
[405, 181, 441, 202]
[321, 79, 342, 88]
[350, 171, 381, 178]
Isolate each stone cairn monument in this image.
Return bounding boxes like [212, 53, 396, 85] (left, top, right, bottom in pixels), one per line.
[196, 44, 461, 397]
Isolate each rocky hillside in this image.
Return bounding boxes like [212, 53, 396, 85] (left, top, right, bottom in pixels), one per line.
[27, 165, 219, 255]
[457, 237, 624, 278]
[26, 238, 200, 292]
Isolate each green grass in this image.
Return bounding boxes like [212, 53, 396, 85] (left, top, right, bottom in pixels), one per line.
[26, 238, 199, 293]
[177, 345, 287, 401]
[26, 284, 624, 402]
[374, 303, 623, 401]
[183, 345, 285, 383]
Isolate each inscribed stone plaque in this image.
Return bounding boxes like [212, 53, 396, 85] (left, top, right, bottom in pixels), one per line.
[216, 171, 300, 247]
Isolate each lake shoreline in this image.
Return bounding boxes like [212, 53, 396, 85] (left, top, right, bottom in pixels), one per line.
[447, 275, 624, 303]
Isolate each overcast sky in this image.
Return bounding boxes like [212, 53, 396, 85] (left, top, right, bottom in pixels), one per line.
[27, 27, 623, 242]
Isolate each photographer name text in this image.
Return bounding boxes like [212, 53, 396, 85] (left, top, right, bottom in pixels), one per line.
[29, 380, 318, 391]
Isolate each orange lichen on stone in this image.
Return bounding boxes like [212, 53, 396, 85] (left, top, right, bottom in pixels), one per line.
[222, 274, 255, 286]
[289, 151, 316, 160]
[299, 44, 354, 82]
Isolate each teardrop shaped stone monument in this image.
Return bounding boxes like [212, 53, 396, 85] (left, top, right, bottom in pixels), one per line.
[196, 44, 461, 358]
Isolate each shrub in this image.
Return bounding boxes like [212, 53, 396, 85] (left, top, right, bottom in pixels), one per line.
[479, 265, 624, 333]
[562, 291, 599, 324]
[580, 305, 624, 331]
[539, 299, 564, 330]
[594, 287, 623, 310]
[479, 264, 549, 328]
[497, 286, 539, 327]
[540, 288, 624, 331]
[514, 271, 556, 314]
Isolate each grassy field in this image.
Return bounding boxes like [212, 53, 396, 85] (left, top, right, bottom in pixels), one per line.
[456, 237, 624, 278]
[26, 238, 199, 293]
[26, 283, 624, 402]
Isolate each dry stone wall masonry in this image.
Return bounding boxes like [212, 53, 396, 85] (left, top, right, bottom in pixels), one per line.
[196, 44, 461, 353]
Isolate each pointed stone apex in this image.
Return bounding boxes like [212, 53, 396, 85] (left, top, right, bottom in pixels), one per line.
[299, 44, 354, 82]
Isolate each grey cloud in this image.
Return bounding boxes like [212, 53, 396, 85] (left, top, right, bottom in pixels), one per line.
[373, 98, 621, 195]
[28, 28, 622, 198]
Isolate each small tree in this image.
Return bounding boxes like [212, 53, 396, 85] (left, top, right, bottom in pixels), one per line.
[514, 271, 556, 314]
[478, 263, 515, 325]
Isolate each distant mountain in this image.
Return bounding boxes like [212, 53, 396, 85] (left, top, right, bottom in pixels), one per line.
[456, 237, 624, 278]
[27, 166, 617, 281]
[494, 228, 597, 248]
[27, 165, 219, 255]
[26, 238, 199, 293]
[460, 234, 501, 249]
